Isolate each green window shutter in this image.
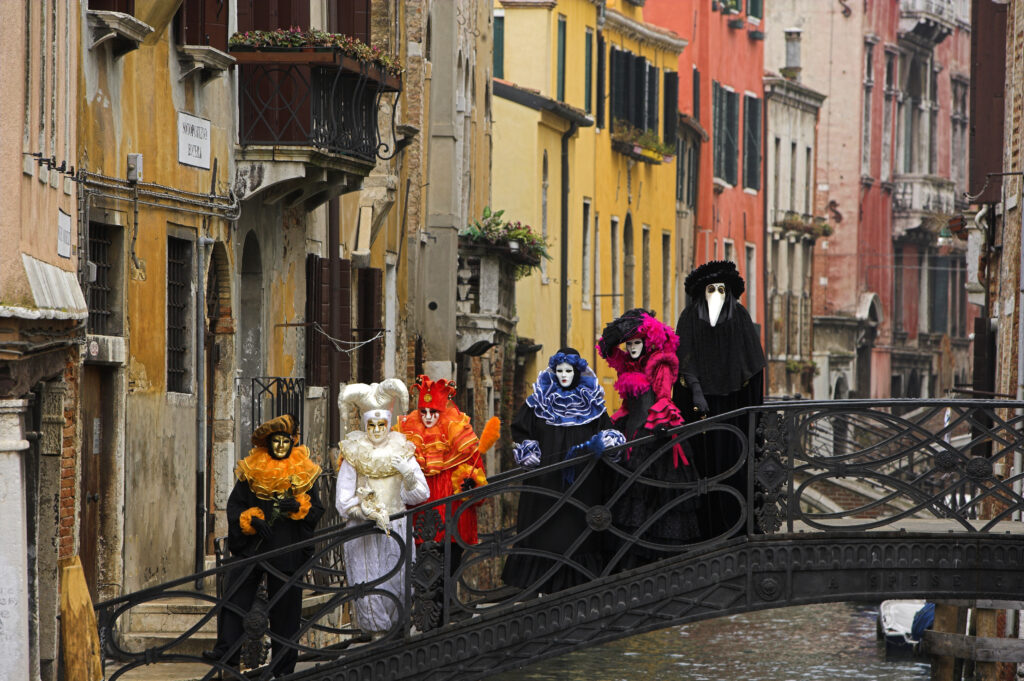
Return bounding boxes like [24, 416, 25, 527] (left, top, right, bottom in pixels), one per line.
[494, 15, 504, 79]
[584, 30, 593, 114]
[744, 95, 762, 190]
[646, 62, 659, 132]
[726, 89, 739, 185]
[663, 71, 678, 146]
[557, 15, 566, 102]
[749, 0, 763, 19]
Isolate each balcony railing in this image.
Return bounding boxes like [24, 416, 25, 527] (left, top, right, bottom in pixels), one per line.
[899, 0, 964, 43]
[892, 174, 955, 238]
[235, 49, 401, 163]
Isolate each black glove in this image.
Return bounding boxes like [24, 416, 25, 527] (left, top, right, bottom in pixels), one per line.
[461, 478, 477, 491]
[251, 517, 273, 541]
[690, 382, 710, 417]
[278, 497, 301, 514]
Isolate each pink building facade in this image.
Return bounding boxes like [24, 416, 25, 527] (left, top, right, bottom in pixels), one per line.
[767, 0, 974, 400]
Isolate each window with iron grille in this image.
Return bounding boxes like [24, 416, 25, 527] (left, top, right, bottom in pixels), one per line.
[87, 222, 123, 336]
[167, 236, 193, 393]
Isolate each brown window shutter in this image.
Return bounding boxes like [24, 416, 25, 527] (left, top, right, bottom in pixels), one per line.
[337, 259, 353, 383]
[177, 0, 228, 51]
[330, 0, 371, 43]
[356, 267, 383, 383]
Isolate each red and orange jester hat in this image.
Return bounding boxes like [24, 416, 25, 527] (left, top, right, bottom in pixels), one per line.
[394, 375, 500, 479]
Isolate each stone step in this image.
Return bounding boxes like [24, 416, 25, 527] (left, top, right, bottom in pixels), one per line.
[118, 629, 217, 657]
[126, 597, 218, 636]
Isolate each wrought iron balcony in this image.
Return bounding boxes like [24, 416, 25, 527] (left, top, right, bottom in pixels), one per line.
[898, 0, 964, 44]
[892, 173, 955, 239]
[235, 49, 401, 165]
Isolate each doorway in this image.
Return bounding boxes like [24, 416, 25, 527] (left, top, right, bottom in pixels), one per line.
[80, 365, 116, 601]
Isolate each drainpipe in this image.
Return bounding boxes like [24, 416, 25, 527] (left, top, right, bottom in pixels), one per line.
[560, 121, 579, 349]
[196, 237, 214, 586]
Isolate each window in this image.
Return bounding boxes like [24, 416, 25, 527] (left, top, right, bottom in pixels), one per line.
[584, 29, 593, 114]
[746, 244, 757, 324]
[748, 0, 763, 20]
[664, 71, 679, 146]
[623, 216, 635, 310]
[743, 94, 761, 191]
[87, 223, 124, 336]
[662, 233, 672, 321]
[167, 236, 193, 393]
[176, 0, 229, 50]
[596, 32, 606, 128]
[676, 134, 699, 208]
[862, 42, 874, 177]
[773, 137, 781, 213]
[642, 225, 651, 310]
[882, 52, 895, 182]
[90, 0, 134, 12]
[790, 142, 797, 211]
[723, 239, 735, 264]
[594, 214, 602, 324]
[611, 217, 621, 318]
[951, 77, 969, 196]
[582, 200, 592, 308]
[556, 15, 566, 102]
[712, 81, 739, 185]
[542, 151, 549, 282]
[693, 67, 701, 122]
[493, 12, 504, 79]
[805, 146, 813, 214]
[610, 48, 660, 134]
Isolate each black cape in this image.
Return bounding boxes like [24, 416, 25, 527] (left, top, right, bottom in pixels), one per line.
[226, 477, 326, 573]
[501, 404, 612, 594]
[673, 301, 765, 541]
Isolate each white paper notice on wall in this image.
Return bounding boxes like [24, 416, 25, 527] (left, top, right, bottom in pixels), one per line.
[57, 209, 71, 258]
[178, 112, 211, 170]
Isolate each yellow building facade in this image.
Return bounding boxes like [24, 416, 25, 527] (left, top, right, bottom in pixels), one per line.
[493, 0, 686, 411]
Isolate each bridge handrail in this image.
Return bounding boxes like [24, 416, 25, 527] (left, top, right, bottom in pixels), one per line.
[95, 398, 1024, 680]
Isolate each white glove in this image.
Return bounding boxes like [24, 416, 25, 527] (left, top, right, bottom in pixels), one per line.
[390, 452, 421, 479]
[345, 504, 366, 521]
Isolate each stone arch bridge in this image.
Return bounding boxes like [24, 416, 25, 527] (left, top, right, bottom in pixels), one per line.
[96, 399, 1024, 681]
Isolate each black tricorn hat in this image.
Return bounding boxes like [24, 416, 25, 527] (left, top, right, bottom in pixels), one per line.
[684, 260, 745, 299]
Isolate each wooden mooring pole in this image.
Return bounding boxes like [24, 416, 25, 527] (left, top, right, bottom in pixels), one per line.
[924, 601, 1023, 680]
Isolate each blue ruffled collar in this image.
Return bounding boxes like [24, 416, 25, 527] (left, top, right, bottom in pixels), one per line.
[525, 368, 606, 426]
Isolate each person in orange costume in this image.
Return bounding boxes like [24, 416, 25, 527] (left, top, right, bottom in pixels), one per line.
[395, 376, 499, 552]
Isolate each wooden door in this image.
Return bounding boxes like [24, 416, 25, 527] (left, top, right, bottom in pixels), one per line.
[79, 366, 113, 602]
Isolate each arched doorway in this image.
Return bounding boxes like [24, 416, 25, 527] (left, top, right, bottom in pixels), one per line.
[238, 232, 263, 448]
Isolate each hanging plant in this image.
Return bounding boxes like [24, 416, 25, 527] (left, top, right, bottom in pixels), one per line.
[459, 207, 551, 280]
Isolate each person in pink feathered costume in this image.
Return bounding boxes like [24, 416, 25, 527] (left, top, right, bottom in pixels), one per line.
[597, 308, 700, 569]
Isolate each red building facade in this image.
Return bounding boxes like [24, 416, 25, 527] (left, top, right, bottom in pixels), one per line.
[645, 0, 767, 337]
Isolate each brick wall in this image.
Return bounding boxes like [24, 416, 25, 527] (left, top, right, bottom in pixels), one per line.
[59, 352, 79, 559]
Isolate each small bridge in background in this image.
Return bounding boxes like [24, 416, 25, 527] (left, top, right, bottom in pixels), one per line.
[96, 399, 1024, 680]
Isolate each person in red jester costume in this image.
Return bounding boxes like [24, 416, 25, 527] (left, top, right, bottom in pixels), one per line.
[598, 308, 700, 569]
[393, 376, 499, 582]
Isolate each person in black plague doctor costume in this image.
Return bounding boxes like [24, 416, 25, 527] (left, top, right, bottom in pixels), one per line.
[501, 348, 624, 595]
[673, 260, 766, 541]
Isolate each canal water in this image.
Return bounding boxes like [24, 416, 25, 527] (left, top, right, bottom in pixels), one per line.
[488, 602, 930, 680]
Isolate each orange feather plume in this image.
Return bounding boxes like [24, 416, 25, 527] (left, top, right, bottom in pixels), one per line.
[478, 416, 501, 455]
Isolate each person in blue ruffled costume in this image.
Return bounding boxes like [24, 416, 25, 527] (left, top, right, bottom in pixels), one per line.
[501, 347, 625, 596]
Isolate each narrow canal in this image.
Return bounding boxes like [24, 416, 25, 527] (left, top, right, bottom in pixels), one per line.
[488, 602, 929, 680]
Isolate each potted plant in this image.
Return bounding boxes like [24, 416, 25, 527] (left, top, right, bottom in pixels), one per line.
[228, 27, 403, 75]
[611, 120, 674, 164]
[459, 207, 551, 279]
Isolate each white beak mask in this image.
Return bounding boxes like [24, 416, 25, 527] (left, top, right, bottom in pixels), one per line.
[706, 283, 727, 327]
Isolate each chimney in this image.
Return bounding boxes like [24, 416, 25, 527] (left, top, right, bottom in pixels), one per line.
[783, 28, 802, 82]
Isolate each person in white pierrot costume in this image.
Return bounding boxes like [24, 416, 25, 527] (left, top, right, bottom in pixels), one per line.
[335, 379, 429, 634]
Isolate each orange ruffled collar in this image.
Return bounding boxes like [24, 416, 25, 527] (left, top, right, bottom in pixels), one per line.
[236, 445, 322, 500]
[396, 408, 478, 476]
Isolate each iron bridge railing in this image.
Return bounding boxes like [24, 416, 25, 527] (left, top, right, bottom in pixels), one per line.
[95, 399, 1024, 680]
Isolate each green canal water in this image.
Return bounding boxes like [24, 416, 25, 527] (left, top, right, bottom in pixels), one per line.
[487, 602, 930, 680]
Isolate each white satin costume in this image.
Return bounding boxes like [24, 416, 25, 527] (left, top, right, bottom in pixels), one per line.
[335, 430, 429, 632]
